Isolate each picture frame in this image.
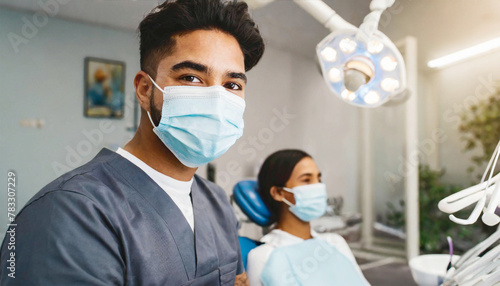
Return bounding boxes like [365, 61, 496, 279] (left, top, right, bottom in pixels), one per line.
[84, 57, 126, 118]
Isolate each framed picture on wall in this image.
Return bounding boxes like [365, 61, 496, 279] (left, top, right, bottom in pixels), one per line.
[84, 57, 126, 118]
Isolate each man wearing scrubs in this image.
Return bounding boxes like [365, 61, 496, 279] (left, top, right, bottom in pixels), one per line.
[0, 0, 264, 285]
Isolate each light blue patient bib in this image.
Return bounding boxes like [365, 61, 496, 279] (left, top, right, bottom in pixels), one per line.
[260, 238, 370, 286]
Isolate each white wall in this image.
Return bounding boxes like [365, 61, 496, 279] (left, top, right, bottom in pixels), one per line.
[369, 103, 407, 221]
[433, 51, 500, 185]
[380, 0, 500, 186]
[289, 55, 361, 213]
[0, 7, 139, 235]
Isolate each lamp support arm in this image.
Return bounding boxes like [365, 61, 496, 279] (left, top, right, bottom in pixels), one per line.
[357, 0, 395, 41]
[249, 0, 395, 34]
[291, 0, 356, 32]
[291, 0, 395, 34]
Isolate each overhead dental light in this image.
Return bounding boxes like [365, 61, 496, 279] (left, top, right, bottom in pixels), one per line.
[246, 0, 407, 108]
[312, 0, 406, 108]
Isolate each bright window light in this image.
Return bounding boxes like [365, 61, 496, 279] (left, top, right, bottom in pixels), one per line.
[428, 37, 500, 69]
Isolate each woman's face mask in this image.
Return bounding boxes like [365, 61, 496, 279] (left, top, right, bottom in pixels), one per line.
[282, 183, 327, 222]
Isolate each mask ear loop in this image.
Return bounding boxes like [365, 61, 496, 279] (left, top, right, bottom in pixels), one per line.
[282, 198, 295, 207]
[450, 140, 500, 225]
[146, 74, 164, 129]
[147, 111, 157, 128]
[147, 74, 164, 91]
[281, 187, 295, 207]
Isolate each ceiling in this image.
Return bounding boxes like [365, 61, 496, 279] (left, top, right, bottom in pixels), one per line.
[379, 0, 500, 70]
[0, 0, 369, 59]
[1, 0, 500, 69]
[249, 0, 370, 59]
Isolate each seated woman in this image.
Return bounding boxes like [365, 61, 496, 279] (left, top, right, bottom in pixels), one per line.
[246, 149, 369, 286]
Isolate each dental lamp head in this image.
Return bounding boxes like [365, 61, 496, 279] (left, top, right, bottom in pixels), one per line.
[245, 0, 407, 108]
[316, 29, 407, 108]
[316, 0, 407, 108]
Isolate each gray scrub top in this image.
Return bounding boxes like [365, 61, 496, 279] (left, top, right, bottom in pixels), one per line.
[0, 148, 243, 285]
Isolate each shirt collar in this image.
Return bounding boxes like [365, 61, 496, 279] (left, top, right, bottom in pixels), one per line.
[260, 229, 319, 247]
[116, 147, 193, 194]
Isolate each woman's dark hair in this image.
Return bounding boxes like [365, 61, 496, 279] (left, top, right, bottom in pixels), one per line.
[138, 0, 265, 78]
[258, 149, 311, 224]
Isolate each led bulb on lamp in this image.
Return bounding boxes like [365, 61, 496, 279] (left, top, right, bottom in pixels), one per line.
[381, 78, 400, 92]
[339, 38, 357, 54]
[320, 47, 337, 62]
[316, 29, 407, 108]
[364, 91, 380, 105]
[328, 68, 342, 82]
[341, 89, 356, 101]
[381, 56, 398, 71]
[367, 40, 384, 54]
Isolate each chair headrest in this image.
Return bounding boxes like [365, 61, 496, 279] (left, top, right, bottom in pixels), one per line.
[233, 180, 272, 226]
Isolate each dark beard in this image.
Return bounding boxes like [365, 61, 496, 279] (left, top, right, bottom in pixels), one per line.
[149, 89, 162, 126]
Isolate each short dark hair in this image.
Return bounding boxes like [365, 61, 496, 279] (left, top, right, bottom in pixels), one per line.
[257, 149, 311, 224]
[138, 0, 265, 78]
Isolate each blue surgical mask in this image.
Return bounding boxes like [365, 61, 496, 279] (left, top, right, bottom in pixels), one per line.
[147, 75, 245, 168]
[282, 183, 327, 222]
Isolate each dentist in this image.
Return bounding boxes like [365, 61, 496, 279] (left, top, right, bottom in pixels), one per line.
[0, 0, 264, 285]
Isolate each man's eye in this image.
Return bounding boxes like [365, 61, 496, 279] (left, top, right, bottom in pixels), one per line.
[181, 75, 201, 83]
[224, 82, 241, 90]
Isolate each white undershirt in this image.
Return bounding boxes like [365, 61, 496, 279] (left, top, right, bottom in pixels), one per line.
[247, 229, 365, 286]
[116, 148, 195, 231]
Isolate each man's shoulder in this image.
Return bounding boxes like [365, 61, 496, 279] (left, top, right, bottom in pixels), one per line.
[25, 149, 125, 211]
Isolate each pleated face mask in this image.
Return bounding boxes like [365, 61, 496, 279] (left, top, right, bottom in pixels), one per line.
[282, 183, 328, 222]
[147, 75, 245, 168]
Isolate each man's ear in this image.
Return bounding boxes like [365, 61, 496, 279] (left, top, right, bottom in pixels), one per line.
[270, 186, 285, 202]
[134, 71, 154, 112]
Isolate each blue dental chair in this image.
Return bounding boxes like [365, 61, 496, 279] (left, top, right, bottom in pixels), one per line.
[232, 180, 272, 270]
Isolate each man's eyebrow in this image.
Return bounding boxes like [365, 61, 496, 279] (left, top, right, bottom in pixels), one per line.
[171, 61, 208, 73]
[228, 72, 247, 84]
[171, 61, 247, 84]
